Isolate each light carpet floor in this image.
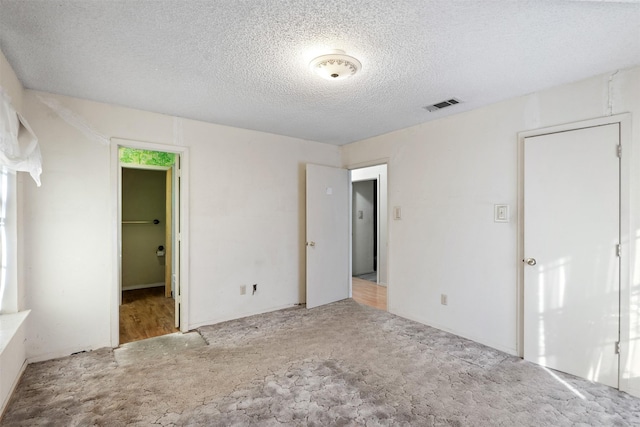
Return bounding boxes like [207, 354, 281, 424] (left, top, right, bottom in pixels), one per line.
[2, 299, 640, 426]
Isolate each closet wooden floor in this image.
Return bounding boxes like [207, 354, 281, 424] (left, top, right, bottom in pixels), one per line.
[119, 287, 178, 345]
[352, 277, 387, 311]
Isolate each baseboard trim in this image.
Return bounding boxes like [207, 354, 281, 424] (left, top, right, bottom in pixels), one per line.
[189, 303, 299, 330]
[623, 384, 640, 399]
[122, 282, 164, 291]
[389, 308, 518, 356]
[27, 341, 112, 364]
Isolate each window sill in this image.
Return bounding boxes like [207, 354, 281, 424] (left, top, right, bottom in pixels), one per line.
[0, 310, 30, 354]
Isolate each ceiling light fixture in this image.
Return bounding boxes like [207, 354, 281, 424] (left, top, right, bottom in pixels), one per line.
[309, 50, 362, 80]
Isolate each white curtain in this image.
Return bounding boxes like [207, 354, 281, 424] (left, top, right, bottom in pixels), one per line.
[0, 88, 41, 186]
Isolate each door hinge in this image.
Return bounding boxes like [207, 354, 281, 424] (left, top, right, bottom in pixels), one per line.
[615, 341, 621, 354]
[616, 244, 621, 257]
[617, 145, 622, 158]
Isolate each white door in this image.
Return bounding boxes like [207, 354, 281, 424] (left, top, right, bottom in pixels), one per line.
[523, 124, 620, 388]
[306, 164, 350, 309]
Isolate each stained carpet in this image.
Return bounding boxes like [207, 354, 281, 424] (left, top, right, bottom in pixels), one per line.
[2, 299, 640, 426]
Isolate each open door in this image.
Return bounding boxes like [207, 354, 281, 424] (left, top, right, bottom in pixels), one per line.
[165, 168, 172, 298]
[173, 158, 181, 328]
[306, 164, 349, 309]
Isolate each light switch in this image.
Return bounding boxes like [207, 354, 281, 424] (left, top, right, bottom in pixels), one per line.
[358, 210, 363, 219]
[326, 187, 333, 195]
[494, 204, 509, 222]
[393, 206, 402, 220]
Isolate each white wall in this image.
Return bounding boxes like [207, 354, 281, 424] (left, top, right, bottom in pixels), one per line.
[351, 165, 388, 285]
[341, 67, 640, 394]
[183, 117, 340, 326]
[21, 90, 340, 361]
[21, 92, 112, 360]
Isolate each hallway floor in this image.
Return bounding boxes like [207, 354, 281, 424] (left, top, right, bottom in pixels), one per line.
[352, 277, 387, 310]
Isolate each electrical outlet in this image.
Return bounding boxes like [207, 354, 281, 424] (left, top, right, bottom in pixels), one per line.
[441, 294, 448, 306]
[240, 285, 246, 295]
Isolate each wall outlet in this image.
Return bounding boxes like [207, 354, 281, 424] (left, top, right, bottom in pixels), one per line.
[441, 294, 448, 306]
[240, 285, 246, 295]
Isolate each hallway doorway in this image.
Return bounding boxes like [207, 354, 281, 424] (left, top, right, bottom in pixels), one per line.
[351, 164, 388, 311]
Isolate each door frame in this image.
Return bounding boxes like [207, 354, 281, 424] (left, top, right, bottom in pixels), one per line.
[346, 159, 390, 306]
[110, 138, 190, 347]
[516, 114, 631, 391]
[351, 178, 378, 280]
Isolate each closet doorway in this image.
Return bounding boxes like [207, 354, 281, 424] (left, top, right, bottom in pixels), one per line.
[117, 146, 182, 344]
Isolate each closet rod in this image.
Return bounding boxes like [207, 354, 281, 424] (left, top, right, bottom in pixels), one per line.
[122, 219, 160, 224]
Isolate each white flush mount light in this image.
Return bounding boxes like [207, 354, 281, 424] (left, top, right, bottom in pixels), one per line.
[309, 49, 362, 80]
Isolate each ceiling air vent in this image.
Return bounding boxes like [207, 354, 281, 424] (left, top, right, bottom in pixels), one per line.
[423, 98, 462, 112]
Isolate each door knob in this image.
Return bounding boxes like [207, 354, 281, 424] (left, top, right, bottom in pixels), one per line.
[307, 241, 316, 247]
[525, 258, 537, 266]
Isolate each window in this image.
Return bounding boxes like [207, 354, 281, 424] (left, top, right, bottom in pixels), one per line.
[0, 167, 17, 313]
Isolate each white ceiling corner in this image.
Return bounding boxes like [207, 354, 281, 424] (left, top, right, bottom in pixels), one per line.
[0, 0, 639, 145]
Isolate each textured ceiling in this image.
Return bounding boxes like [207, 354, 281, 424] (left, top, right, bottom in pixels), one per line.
[1, 0, 639, 145]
